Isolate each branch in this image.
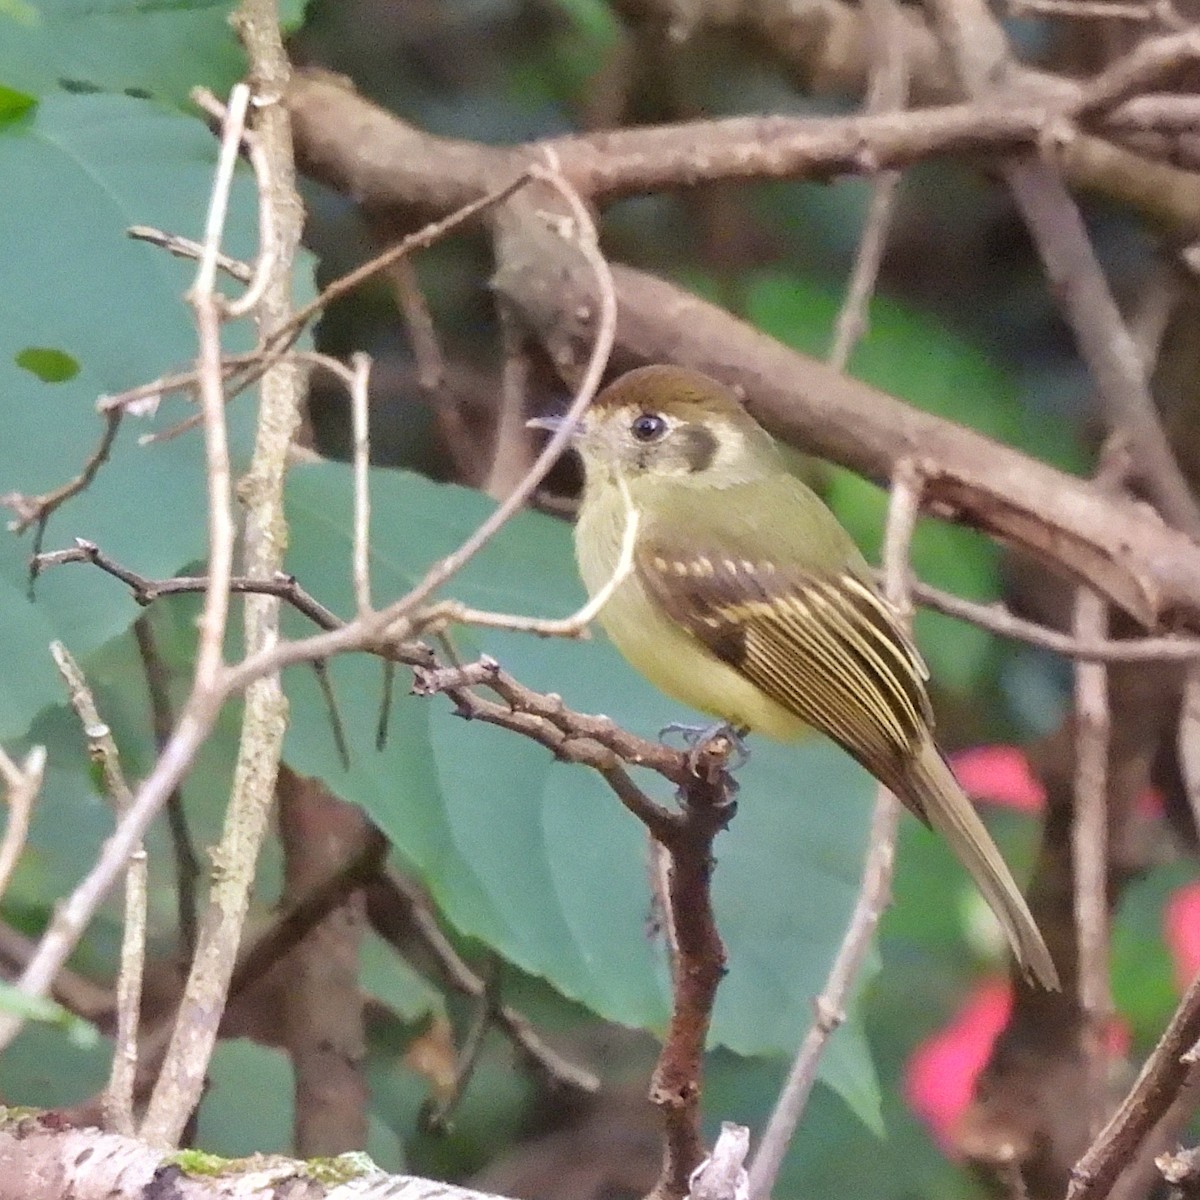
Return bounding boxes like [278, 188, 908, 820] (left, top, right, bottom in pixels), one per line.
[140, 67, 291, 1147]
[367, 870, 600, 1098]
[1069, 967, 1200, 1200]
[49, 642, 146, 1138]
[0, 746, 44, 906]
[648, 739, 737, 1200]
[37, 540, 1200, 665]
[1072, 586, 1113, 1134]
[282, 75, 1200, 630]
[0, 1118, 520, 1200]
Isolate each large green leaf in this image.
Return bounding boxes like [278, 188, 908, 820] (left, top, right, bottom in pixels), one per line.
[0, 0, 310, 106]
[0, 92, 309, 739]
[282, 464, 880, 1126]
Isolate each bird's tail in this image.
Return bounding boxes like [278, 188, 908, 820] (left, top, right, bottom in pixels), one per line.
[903, 739, 1059, 990]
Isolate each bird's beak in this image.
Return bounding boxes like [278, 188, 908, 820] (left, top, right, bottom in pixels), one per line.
[526, 415, 568, 434]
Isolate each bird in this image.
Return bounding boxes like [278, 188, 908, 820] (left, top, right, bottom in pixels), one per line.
[530, 363, 1059, 990]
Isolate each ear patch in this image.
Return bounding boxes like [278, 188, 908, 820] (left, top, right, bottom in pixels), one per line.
[677, 423, 719, 473]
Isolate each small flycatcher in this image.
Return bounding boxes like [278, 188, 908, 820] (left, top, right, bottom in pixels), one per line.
[532, 364, 1058, 990]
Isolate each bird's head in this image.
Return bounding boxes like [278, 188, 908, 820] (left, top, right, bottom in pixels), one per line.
[530, 365, 778, 490]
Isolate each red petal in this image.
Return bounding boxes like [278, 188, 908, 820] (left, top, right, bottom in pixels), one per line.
[951, 746, 1045, 812]
[905, 980, 1130, 1153]
[904, 980, 1011, 1153]
[1166, 882, 1200, 992]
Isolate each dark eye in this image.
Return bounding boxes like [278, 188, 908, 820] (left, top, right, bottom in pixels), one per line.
[630, 412, 668, 442]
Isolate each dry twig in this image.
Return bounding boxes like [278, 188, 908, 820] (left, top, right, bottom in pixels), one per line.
[48, 642, 145, 1138]
[1069, 967, 1200, 1200]
[0, 746, 44, 907]
[1072, 588, 1113, 1135]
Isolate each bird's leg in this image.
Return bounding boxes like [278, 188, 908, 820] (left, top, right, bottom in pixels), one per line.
[659, 720, 751, 773]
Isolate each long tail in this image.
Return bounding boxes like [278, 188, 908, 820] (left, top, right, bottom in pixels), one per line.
[902, 739, 1060, 990]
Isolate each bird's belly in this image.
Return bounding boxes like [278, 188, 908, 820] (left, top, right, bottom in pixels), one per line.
[590, 573, 808, 742]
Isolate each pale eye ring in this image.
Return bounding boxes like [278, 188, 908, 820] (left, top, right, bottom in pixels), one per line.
[630, 412, 668, 442]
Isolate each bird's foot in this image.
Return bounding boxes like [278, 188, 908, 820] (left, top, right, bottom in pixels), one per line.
[659, 720, 751, 773]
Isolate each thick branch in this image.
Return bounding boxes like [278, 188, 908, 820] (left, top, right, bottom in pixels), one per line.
[0, 1118, 512, 1200]
[285, 78, 1200, 631]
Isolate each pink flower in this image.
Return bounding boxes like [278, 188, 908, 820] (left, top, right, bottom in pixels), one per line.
[951, 746, 1044, 812]
[904, 979, 1011, 1153]
[951, 745, 1163, 817]
[1165, 882, 1200, 992]
[905, 980, 1130, 1155]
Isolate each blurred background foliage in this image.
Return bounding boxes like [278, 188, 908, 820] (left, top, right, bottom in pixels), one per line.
[0, 1, 1193, 1198]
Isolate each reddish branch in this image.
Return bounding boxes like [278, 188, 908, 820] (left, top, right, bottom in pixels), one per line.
[413, 659, 735, 1200]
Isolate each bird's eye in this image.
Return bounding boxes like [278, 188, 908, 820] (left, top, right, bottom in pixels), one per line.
[630, 412, 668, 442]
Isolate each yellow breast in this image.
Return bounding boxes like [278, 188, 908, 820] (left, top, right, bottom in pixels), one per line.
[574, 484, 807, 741]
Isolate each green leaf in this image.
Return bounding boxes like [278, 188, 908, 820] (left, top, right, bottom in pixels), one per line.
[15, 345, 78, 382]
[2, 1019, 109, 1108]
[0, 981, 98, 1046]
[0, 92, 311, 743]
[0, 83, 35, 120]
[0, 0, 243, 106]
[282, 464, 881, 1128]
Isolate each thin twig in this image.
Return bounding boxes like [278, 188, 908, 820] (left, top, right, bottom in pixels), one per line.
[37, 537, 1200, 666]
[419, 476, 639, 639]
[97, 174, 535, 422]
[827, 0, 910, 373]
[1178, 667, 1200, 840]
[133, 617, 201, 961]
[1069, 967, 1200, 1200]
[34, 541, 341, 630]
[187, 81, 247, 698]
[2, 411, 122, 546]
[385, 255, 444, 391]
[748, 460, 921, 1200]
[189, 86, 278, 320]
[485, 306, 536, 501]
[1008, 0, 1154, 17]
[1072, 586, 1113, 1136]
[379, 152, 618, 621]
[127, 225, 253, 283]
[0, 746, 45, 906]
[48, 642, 145, 1138]
[369, 869, 599, 1097]
[349, 353, 374, 617]
[422, 963, 502, 1133]
[909, 579, 1200, 662]
[1003, 159, 1200, 539]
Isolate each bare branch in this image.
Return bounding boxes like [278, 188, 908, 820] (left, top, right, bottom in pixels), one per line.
[0, 746, 44, 907]
[1069, 969, 1200, 1200]
[350, 353, 374, 617]
[48, 641, 144, 1138]
[368, 869, 599, 1097]
[1071, 587, 1113, 1135]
